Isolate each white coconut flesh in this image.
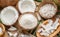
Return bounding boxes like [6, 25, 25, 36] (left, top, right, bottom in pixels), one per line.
[38, 18, 59, 36]
[1, 6, 19, 26]
[18, 0, 36, 13]
[39, 4, 57, 18]
[19, 14, 38, 29]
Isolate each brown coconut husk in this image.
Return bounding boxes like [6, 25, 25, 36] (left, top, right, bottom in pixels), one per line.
[36, 18, 60, 37]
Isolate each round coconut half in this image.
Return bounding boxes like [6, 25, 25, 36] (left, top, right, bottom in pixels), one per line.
[18, 13, 38, 30]
[18, 0, 36, 14]
[1, 6, 19, 26]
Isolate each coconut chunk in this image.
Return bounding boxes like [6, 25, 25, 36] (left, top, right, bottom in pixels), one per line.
[8, 26, 17, 31]
[8, 31, 18, 37]
[39, 4, 57, 19]
[18, 13, 38, 30]
[35, 12, 41, 21]
[18, 33, 35, 37]
[18, 0, 36, 14]
[1, 6, 19, 26]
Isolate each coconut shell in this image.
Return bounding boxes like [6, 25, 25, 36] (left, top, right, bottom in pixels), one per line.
[0, 0, 18, 7]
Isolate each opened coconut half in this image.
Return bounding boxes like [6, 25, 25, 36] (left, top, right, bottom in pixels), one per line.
[1, 6, 19, 26]
[18, 13, 38, 30]
[18, 0, 36, 14]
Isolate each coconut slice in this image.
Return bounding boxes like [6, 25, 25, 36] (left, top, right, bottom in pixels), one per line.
[1, 6, 19, 26]
[18, 13, 38, 30]
[18, 0, 36, 14]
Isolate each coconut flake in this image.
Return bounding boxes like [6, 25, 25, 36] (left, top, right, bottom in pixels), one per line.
[1, 6, 19, 26]
[8, 31, 18, 37]
[19, 14, 38, 29]
[18, 0, 36, 14]
[39, 4, 57, 18]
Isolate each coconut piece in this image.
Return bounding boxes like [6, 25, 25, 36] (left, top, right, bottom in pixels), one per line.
[18, 13, 38, 30]
[1, 6, 19, 26]
[8, 31, 18, 37]
[8, 26, 17, 31]
[7, 26, 18, 37]
[18, 0, 36, 14]
[35, 12, 41, 21]
[39, 4, 57, 19]
[18, 33, 35, 37]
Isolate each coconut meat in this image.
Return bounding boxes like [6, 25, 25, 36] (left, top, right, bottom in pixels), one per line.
[19, 14, 37, 29]
[38, 18, 59, 36]
[1, 6, 19, 25]
[8, 26, 17, 31]
[18, 33, 33, 37]
[39, 4, 57, 18]
[18, 0, 36, 13]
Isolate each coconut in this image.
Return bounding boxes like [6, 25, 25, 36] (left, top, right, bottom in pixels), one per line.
[18, 0, 36, 14]
[18, 13, 38, 30]
[0, 0, 18, 7]
[1, 6, 19, 26]
[38, 2, 57, 19]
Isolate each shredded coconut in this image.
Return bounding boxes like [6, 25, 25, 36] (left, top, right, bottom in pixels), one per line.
[39, 4, 57, 18]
